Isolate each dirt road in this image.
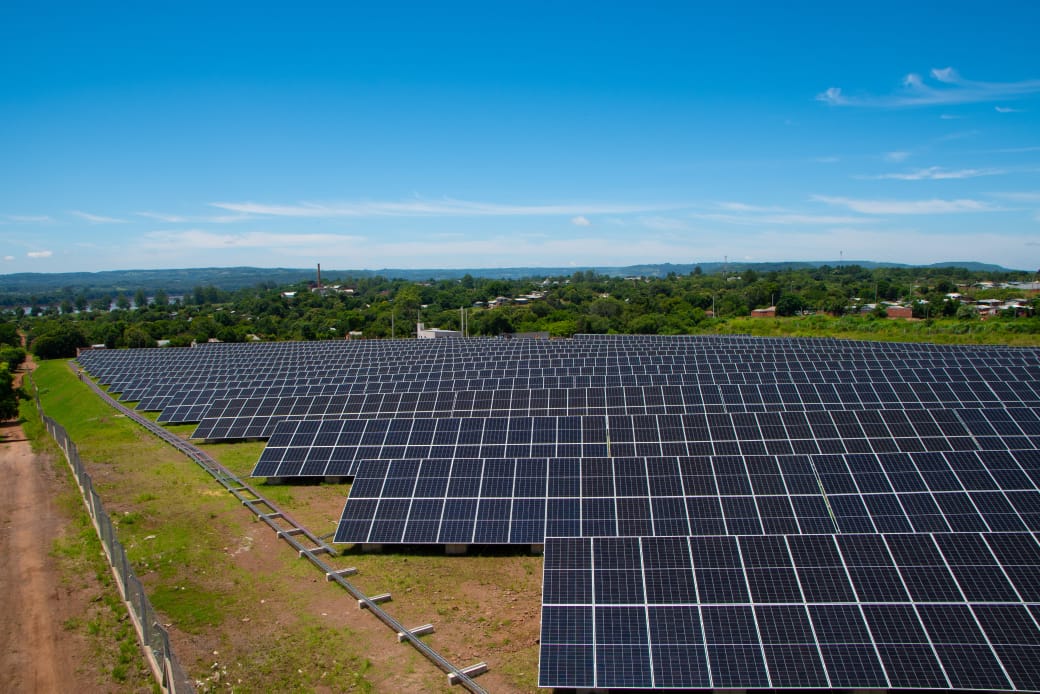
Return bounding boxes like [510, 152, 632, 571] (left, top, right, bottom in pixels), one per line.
[0, 353, 104, 692]
[0, 420, 84, 692]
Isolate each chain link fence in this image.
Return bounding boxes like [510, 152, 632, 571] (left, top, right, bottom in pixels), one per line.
[32, 384, 194, 693]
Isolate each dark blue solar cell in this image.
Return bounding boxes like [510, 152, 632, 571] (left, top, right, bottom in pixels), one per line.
[538, 643, 593, 688]
[933, 644, 1011, 691]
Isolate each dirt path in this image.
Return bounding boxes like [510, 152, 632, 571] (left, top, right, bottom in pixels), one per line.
[0, 421, 81, 692]
[0, 352, 103, 693]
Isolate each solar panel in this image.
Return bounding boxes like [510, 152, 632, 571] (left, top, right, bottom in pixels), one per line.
[73, 335, 1040, 691]
[539, 533, 1040, 690]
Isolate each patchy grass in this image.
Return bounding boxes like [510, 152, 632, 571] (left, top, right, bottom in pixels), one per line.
[712, 314, 1040, 345]
[26, 362, 383, 691]
[30, 360, 542, 692]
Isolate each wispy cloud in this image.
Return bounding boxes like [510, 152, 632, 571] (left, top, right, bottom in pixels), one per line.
[141, 229, 366, 252]
[5, 214, 52, 223]
[860, 166, 1005, 181]
[210, 197, 683, 219]
[690, 212, 870, 226]
[939, 114, 964, 120]
[570, 215, 591, 227]
[991, 191, 1040, 202]
[70, 210, 126, 224]
[714, 202, 785, 213]
[136, 211, 187, 222]
[817, 67, 1040, 108]
[813, 195, 999, 214]
[812, 156, 840, 164]
[883, 151, 911, 163]
[690, 201, 871, 226]
[27, 250, 53, 258]
[995, 105, 1025, 113]
[136, 211, 254, 224]
[3, 256, 13, 261]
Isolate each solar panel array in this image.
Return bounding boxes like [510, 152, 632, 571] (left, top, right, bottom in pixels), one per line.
[541, 533, 1040, 690]
[75, 335, 1040, 691]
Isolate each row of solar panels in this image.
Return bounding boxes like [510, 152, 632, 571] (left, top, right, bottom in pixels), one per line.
[186, 381, 1040, 440]
[252, 408, 1040, 478]
[74, 336, 1040, 691]
[333, 451, 1040, 544]
[539, 533, 1040, 690]
[105, 360, 1040, 407]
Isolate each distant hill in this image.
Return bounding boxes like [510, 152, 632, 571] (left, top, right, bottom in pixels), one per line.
[0, 260, 1028, 297]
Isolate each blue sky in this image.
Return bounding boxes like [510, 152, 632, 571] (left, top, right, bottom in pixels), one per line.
[2, 1, 1039, 273]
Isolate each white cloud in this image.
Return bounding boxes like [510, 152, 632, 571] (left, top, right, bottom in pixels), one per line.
[990, 191, 1040, 202]
[884, 151, 911, 163]
[141, 229, 365, 252]
[684, 201, 873, 226]
[6, 214, 51, 223]
[210, 197, 684, 219]
[861, 167, 1005, 181]
[136, 211, 188, 222]
[995, 106, 1025, 113]
[27, 250, 53, 258]
[817, 67, 1040, 107]
[939, 114, 964, 120]
[136, 211, 253, 224]
[570, 215, 591, 227]
[816, 87, 846, 105]
[690, 212, 871, 226]
[714, 202, 785, 213]
[3, 255, 13, 261]
[70, 210, 126, 224]
[812, 156, 840, 164]
[813, 195, 998, 214]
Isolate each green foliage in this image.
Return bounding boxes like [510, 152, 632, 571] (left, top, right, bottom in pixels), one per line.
[0, 345, 25, 371]
[7, 265, 1038, 345]
[30, 324, 87, 359]
[0, 363, 25, 419]
[0, 320, 19, 346]
[775, 294, 805, 317]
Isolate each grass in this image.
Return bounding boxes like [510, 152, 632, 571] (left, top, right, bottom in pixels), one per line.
[711, 314, 1040, 345]
[27, 391, 156, 690]
[26, 360, 567, 692]
[25, 361, 386, 692]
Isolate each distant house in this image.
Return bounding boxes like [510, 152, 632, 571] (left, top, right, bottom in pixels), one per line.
[751, 306, 776, 318]
[417, 322, 461, 339]
[886, 305, 913, 319]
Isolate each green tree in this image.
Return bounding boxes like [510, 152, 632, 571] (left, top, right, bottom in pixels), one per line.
[0, 345, 26, 371]
[123, 325, 155, 348]
[775, 295, 805, 317]
[134, 288, 148, 308]
[0, 363, 24, 420]
[956, 303, 979, 320]
[0, 322, 19, 347]
[31, 325, 87, 359]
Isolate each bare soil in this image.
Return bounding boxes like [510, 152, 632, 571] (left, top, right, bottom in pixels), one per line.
[0, 348, 125, 693]
[4, 355, 542, 692]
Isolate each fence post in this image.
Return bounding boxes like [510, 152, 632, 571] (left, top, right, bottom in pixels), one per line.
[24, 383, 195, 693]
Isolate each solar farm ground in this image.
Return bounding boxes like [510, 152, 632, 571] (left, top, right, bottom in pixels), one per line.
[65, 335, 1040, 691]
[25, 360, 540, 692]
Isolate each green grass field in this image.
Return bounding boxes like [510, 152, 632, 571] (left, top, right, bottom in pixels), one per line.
[25, 361, 542, 693]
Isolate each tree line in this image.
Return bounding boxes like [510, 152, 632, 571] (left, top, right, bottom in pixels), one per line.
[4, 265, 1039, 360]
